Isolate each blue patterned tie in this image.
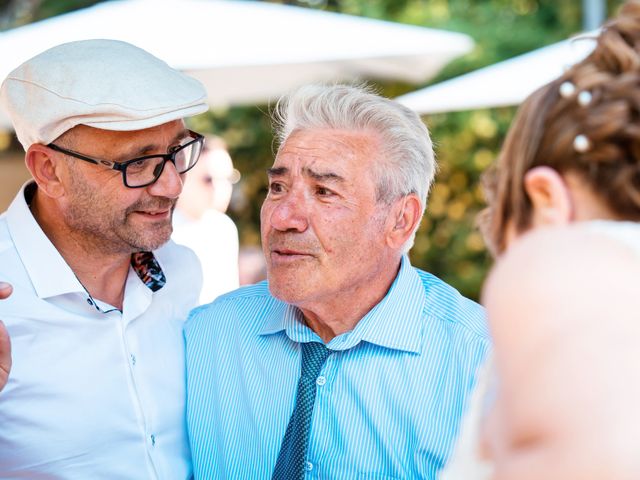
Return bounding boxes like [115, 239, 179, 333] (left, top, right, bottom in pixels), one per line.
[272, 341, 332, 480]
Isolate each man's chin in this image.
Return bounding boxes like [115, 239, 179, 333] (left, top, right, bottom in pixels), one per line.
[122, 216, 173, 250]
[127, 230, 172, 253]
[267, 276, 308, 304]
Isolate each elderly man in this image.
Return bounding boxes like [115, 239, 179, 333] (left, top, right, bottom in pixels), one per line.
[0, 40, 207, 478]
[185, 84, 489, 479]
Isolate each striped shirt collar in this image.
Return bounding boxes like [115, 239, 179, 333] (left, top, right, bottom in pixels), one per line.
[258, 255, 425, 354]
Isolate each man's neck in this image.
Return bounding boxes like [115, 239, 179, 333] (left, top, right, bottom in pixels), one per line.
[298, 259, 402, 343]
[31, 195, 130, 310]
[65, 255, 130, 310]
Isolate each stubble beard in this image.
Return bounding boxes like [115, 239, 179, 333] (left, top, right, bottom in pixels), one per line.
[64, 181, 176, 255]
[119, 201, 176, 252]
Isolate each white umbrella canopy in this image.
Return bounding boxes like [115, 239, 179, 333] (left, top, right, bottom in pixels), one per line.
[396, 31, 598, 115]
[0, 0, 474, 127]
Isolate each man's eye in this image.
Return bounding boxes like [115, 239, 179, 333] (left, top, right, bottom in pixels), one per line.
[316, 186, 333, 196]
[269, 182, 284, 193]
[127, 159, 148, 172]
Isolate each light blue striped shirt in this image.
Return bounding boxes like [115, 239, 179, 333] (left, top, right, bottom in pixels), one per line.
[185, 255, 489, 479]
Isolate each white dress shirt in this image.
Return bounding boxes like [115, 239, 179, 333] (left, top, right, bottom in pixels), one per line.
[0, 183, 202, 479]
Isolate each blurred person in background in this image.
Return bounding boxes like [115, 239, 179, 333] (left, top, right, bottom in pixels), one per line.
[0, 39, 207, 478]
[173, 135, 240, 303]
[238, 245, 268, 285]
[442, 2, 640, 478]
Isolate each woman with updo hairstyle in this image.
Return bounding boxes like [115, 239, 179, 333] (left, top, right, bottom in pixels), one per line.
[483, 1, 640, 255]
[442, 2, 640, 479]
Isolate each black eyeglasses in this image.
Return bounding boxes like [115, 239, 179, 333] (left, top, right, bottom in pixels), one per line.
[47, 130, 205, 188]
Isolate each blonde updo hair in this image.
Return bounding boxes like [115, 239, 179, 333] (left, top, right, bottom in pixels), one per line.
[482, 0, 640, 254]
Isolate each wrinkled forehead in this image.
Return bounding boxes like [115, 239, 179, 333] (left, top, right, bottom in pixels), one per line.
[273, 128, 381, 174]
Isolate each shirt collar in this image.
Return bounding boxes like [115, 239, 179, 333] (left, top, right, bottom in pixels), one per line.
[7, 182, 166, 300]
[258, 255, 425, 354]
[258, 300, 323, 343]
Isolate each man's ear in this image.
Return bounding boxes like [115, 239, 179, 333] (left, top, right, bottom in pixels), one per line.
[386, 193, 422, 249]
[25, 145, 66, 198]
[523, 166, 573, 227]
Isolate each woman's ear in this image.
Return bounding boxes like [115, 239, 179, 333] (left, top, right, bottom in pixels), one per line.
[25, 145, 66, 198]
[523, 166, 573, 227]
[386, 193, 422, 249]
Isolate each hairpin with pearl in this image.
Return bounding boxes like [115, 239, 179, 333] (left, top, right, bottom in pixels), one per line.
[559, 81, 593, 106]
[559, 82, 593, 152]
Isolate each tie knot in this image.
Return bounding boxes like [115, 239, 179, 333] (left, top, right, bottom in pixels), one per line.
[301, 342, 331, 379]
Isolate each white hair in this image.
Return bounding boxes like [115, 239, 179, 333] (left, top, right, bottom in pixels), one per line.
[272, 83, 436, 252]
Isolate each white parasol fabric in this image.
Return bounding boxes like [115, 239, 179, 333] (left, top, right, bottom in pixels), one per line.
[0, 0, 474, 127]
[396, 31, 598, 114]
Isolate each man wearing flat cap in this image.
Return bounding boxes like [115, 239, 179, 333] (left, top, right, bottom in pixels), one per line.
[0, 39, 207, 478]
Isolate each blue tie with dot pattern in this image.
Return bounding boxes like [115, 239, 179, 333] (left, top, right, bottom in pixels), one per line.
[272, 341, 332, 480]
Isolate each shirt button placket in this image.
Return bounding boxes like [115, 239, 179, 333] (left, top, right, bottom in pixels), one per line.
[309, 355, 333, 475]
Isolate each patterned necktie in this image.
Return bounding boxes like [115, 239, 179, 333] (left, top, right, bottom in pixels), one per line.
[272, 341, 332, 480]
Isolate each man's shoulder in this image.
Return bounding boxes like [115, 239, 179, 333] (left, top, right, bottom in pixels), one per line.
[207, 280, 275, 302]
[155, 239, 200, 265]
[412, 265, 488, 340]
[185, 281, 279, 332]
[153, 239, 203, 281]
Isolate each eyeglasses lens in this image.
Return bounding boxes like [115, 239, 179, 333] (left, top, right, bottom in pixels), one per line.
[175, 141, 201, 173]
[125, 158, 163, 187]
[124, 134, 203, 187]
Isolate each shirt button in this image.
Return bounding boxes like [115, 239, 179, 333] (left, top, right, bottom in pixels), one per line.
[306, 461, 313, 471]
[150, 434, 156, 446]
[86, 298, 93, 306]
[316, 376, 326, 386]
[130, 354, 136, 366]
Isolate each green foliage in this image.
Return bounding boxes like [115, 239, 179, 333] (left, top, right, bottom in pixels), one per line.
[34, 0, 102, 21]
[0, 0, 103, 28]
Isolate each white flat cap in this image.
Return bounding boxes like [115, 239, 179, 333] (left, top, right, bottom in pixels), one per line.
[0, 39, 208, 150]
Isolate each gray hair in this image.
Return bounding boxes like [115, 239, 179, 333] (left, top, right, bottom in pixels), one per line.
[272, 83, 436, 252]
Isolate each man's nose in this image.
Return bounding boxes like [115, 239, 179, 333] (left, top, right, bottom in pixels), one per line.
[267, 190, 309, 233]
[147, 160, 183, 199]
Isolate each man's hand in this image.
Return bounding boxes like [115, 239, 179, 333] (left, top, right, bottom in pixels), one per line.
[0, 282, 13, 392]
